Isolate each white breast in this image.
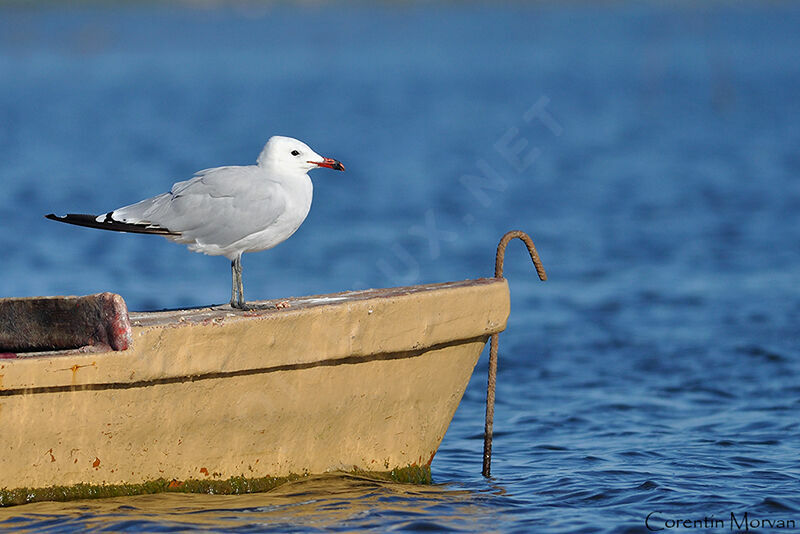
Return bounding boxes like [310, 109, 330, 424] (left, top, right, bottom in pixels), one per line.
[228, 174, 314, 256]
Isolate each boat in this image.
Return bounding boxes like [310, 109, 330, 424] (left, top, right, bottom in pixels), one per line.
[0, 231, 545, 505]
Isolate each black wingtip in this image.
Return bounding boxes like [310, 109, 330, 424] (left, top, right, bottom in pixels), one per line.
[44, 212, 179, 236]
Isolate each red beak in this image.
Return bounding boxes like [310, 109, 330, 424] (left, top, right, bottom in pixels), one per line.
[309, 157, 345, 171]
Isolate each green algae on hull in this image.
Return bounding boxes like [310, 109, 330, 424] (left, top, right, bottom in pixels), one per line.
[351, 464, 432, 485]
[0, 466, 431, 507]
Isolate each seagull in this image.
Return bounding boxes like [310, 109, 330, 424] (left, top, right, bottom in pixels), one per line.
[46, 136, 345, 309]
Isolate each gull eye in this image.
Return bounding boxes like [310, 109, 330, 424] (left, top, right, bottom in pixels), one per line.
[291, 150, 300, 156]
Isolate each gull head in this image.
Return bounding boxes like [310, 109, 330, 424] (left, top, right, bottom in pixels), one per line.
[257, 136, 345, 173]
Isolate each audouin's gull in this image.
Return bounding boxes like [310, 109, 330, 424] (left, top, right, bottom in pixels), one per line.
[46, 136, 345, 309]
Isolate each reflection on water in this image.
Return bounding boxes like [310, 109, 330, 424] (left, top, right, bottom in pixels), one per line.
[0, 474, 489, 532]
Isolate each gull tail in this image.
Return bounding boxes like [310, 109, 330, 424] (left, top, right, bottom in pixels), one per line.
[45, 213, 179, 236]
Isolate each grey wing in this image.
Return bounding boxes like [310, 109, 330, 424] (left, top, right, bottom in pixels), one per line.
[110, 165, 286, 248]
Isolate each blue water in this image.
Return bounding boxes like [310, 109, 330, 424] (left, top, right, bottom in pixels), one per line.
[2, 2, 800, 532]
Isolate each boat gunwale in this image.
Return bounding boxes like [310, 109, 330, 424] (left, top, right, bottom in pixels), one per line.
[127, 277, 502, 326]
[7, 278, 503, 357]
[0, 277, 509, 392]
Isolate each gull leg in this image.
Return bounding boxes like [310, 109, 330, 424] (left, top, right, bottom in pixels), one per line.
[236, 254, 247, 309]
[230, 260, 238, 307]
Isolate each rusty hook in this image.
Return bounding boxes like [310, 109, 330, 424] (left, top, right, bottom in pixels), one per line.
[483, 230, 547, 477]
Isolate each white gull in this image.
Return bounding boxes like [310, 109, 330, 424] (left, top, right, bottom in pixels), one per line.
[47, 136, 345, 309]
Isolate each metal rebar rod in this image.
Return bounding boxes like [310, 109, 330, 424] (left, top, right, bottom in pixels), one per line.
[483, 230, 547, 477]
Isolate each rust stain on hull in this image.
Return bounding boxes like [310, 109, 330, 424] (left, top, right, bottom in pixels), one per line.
[59, 362, 97, 386]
